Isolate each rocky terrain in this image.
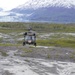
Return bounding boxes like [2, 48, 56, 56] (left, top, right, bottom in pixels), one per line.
[0, 45, 75, 75]
[0, 23, 75, 75]
[0, 34, 75, 75]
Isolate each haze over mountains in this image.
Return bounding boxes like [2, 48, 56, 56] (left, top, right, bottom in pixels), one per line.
[0, 0, 75, 23]
[0, 8, 3, 11]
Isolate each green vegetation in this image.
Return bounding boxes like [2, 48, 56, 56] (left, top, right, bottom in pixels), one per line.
[0, 43, 20, 46]
[47, 54, 51, 58]
[0, 22, 75, 33]
[0, 38, 3, 42]
[70, 54, 75, 59]
[0, 22, 75, 48]
[0, 50, 8, 56]
[22, 48, 33, 53]
[37, 38, 75, 48]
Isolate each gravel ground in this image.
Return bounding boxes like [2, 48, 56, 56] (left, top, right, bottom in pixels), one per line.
[0, 32, 75, 75]
[0, 45, 75, 62]
[0, 45, 75, 75]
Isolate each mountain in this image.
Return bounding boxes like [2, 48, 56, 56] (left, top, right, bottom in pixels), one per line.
[16, 0, 75, 9]
[0, 0, 75, 23]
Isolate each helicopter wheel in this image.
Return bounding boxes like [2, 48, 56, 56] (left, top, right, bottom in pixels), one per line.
[34, 43, 36, 47]
[23, 42, 26, 46]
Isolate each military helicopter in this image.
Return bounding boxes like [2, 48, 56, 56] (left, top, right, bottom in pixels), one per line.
[23, 28, 36, 46]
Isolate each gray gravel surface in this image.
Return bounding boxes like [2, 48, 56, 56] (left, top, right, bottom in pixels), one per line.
[0, 46, 75, 75]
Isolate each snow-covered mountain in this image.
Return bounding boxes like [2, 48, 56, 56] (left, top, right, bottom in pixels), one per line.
[17, 0, 75, 9]
[0, 0, 75, 23]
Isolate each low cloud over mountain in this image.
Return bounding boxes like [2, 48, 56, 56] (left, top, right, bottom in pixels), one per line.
[0, 0, 75, 23]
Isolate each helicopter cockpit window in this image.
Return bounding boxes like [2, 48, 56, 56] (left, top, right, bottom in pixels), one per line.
[32, 36, 35, 40]
[25, 36, 35, 41]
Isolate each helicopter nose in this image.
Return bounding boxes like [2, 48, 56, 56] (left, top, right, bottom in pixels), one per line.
[28, 40, 32, 43]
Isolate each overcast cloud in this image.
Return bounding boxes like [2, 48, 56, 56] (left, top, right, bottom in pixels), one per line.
[0, 0, 29, 11]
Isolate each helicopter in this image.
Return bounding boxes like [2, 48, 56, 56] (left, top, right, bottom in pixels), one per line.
[23, 28, 36, 46]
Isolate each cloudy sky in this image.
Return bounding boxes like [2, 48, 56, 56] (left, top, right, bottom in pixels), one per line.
[0, 0, 28, 11]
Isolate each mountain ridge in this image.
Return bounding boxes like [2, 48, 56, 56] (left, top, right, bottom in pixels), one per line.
[17, 0, 75, 9]
[0, 0, 75, 23]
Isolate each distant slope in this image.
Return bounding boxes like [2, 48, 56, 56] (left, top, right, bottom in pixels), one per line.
[11, 6, 75, 23]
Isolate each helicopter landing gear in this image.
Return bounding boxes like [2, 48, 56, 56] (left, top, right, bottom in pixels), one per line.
[23, 42, 26, 46]
[34, 42, 36, 47]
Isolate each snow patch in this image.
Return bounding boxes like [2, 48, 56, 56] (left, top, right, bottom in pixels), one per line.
[18, 0, 75, 9]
